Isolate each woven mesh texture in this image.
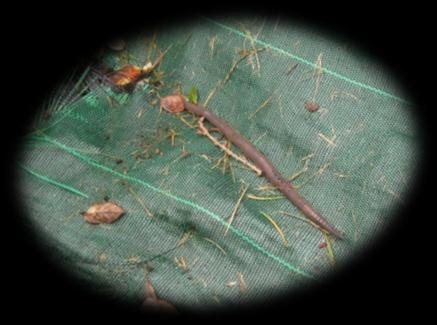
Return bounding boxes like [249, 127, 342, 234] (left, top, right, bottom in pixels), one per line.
[18, 17, 417, 311]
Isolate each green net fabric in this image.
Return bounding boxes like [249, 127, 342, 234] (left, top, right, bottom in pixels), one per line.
[18, 17, 417, 311]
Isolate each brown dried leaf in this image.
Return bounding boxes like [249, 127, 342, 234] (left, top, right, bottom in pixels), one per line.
[143, 280, 178, 314]
[160, 94, 185, 113]
[83, 201, 125, 224]
[108, 64, 142, 88]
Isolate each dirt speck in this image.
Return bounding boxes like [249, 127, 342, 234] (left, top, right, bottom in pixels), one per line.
[304, 101, 320, 112]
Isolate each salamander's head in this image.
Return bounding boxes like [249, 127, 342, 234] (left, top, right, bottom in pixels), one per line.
[160, 93, 186, 113]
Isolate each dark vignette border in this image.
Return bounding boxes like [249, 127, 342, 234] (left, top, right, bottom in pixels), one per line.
[2, 4, 433, 322]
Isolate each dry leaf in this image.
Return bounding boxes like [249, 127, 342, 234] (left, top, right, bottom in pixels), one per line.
[160, 94, 185, 113]
[83, 201, 125, 224]
[108, 64, 143, 88]
[143, 280, 178, 314]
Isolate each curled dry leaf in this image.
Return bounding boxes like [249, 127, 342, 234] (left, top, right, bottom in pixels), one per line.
[108, 64, 143, 88]
[160, 94, 185, 113]
[83, 201, 125, 224]
[304, 101, 320, 112]
[143, 280, 178, 314]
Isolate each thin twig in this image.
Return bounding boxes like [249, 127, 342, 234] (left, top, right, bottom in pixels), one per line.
[225, 183, 250, 235]
[294, 163, 331, 189]
[287, 62, 299, 75]
[202, 237, 227, 256]
[318, 132, 337, 147]
[322, 232, 336, 266]
[256, 157, 311, 192]
[237, 272, 248, 293]
[197, 117, 262, 176]
[259, 211, 289, 246]
[313, 53, 324, 100]
[127, 186, 154, 218]
[248, 95, 273, 120]
[247, 194, 284, 201]
[177, 229, 195, 247]
[203, 47, 266, 107]
[177, 114, 197, 128]
[278, 210, 326, 234]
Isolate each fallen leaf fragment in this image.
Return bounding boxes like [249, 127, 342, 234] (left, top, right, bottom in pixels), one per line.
[143, 280, 178, 314]
[108, 64, 143, 88]
[83, 201, 125, 224]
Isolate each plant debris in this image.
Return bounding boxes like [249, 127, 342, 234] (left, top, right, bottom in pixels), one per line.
[225, 183, 249, 235]
[143, 279, 178, 314]
[287, 62, 299, 75]
[108, 64, 143, 90]
[174, 256, 189, 272]
[160, 93, 185, 113]
[237, 272, 248, 293]
[259, 211, 289, 246]
[187, 86, 199, 104]
[225, 280, 238, 288]
[107, 48, 169, 92]
[203, 46, 267, 107]
[197, 117, 262, 176]
[322, 232, 336, 266]
[82, 201, 125, 224]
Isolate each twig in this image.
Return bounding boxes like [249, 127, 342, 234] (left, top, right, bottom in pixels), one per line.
[142, 45, 172, 73]
[247, 194, 284, 201]
[248, 95, 273, 120]
[174, 256, 189, 272]
[203, 47, 267, 107]
[209, 35, 218, 58]
[202, 237, 227, 256]
[237, 272, 248, 293]
[177, 229, 195, 247]
[318, 132, 337, 147]
[256, 157, 311, 192]
[177, 114, 197, 128]
[287, 62, 299, 75]
[197, 117, 262, 176]
[322, 232, 336, 267]
[330, 90, 359, 102]
[167, 128, 179, 146]
[313, 53, 324, 100]
[225, 183, 250, 235]
[127, 186, 154, 218]
[259, 211, 289, 246]
[278, 210, 326, 234]
[222, 141, 231, 174]
[294, 163, 331, 189]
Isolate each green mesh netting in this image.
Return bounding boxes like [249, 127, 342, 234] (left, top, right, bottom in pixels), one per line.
[18, 17, 417, 311]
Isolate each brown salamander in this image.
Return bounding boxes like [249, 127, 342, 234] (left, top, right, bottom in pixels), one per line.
[161, 94, 344, 239]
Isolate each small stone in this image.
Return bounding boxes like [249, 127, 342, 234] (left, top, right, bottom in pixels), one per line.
[304, 101, 320, 112]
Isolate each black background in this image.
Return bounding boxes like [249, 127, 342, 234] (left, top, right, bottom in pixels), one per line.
[2, 3, 433, 322]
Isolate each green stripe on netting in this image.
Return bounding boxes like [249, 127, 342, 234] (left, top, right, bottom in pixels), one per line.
[31, 135, 315, 280]
[205, 17, 411, 104]
[19, 163, 89, 199]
